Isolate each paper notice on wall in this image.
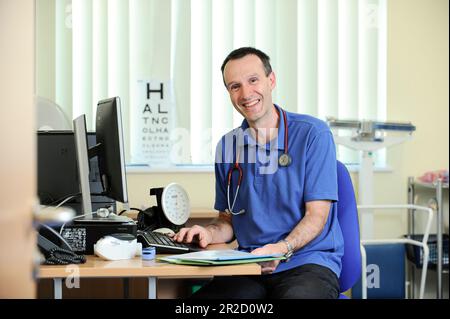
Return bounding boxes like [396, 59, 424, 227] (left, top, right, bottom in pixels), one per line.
[131, 80, 175, 166]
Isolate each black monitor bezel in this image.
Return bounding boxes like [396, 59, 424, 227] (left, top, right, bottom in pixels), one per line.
[94, 97, 128, 204]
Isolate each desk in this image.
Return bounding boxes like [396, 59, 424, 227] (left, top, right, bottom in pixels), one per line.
[39, 245, 261, 299]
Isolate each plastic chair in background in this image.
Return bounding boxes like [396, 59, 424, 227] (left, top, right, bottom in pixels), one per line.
[358, 205, 433, 299]
[336, 161, 362, 299]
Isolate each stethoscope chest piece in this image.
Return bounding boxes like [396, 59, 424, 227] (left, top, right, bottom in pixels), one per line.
[278, 153, 292, 167]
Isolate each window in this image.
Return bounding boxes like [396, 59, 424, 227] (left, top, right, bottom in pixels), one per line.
[36, 0, 387, 168]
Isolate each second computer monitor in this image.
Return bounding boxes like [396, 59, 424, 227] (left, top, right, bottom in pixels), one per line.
[73, 96, 129, 216]
[95, 97, 128, 204]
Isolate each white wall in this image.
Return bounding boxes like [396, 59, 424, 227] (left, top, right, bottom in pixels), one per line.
[0, 0, 36, 298]
[371, 0, 449, 238]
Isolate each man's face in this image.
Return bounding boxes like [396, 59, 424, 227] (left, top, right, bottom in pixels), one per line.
[223, 54, 276, 126]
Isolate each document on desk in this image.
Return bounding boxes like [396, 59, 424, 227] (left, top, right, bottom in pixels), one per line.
[159, 249, 285, 265]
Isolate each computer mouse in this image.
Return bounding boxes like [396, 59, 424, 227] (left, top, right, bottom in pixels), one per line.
[94, 235, 142, 261]
[152, 228, 175, 237]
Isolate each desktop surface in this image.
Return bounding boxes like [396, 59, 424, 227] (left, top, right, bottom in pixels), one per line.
[38, 243, 260, 299]
[39, 245, 261, 278]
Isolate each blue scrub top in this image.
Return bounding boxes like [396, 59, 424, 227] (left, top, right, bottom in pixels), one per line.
[214, 104, 344, 276]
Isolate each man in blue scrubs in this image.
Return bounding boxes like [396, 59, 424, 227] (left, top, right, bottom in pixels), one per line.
[174, 47, 343, 299]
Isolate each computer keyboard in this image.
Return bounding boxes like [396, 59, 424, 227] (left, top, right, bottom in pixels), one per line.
[137, 230, 203, 254]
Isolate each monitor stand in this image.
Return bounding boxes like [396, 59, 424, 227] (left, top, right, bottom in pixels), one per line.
[73, 115, 133, 225]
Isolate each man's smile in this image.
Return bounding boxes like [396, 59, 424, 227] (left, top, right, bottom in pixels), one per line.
[241, 98, 261, 108]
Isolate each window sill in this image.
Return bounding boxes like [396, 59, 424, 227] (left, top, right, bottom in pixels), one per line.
[126, 164, 214, 174]
[345, 164, 393, 173]
[126, 163, 393, 174]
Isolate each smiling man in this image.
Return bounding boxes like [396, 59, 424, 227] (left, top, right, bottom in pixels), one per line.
[174, 47, 344, 299]
[224, 53, 276, 127]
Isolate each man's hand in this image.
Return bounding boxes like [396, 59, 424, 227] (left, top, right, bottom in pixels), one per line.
[173, 212, 234, 248]
[251, 242, 286, 275]
[173, 225, 213, 248]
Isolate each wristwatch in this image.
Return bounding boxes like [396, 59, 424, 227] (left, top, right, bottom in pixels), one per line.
[279, 239, 294, 262]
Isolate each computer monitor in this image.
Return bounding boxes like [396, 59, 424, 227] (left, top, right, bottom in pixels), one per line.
[95, 97, 128, 203]
[37, 131, 80, 204]
[73, 97, 129, 216]
[37, 131, 115, 212]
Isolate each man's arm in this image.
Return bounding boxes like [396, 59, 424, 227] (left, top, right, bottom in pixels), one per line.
[173, 211, 234, 248]
[282, 200, 331, 250]
[252, 200, 331, 273]
[205, 211, 234, 244]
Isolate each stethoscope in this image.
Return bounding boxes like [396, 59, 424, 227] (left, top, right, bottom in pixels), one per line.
[226, 107, 292, 215]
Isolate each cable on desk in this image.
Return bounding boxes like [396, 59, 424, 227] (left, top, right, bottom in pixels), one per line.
[118, 207, 143, 216]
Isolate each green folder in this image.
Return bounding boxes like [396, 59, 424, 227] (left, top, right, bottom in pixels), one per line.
[158, 249, 285, 266]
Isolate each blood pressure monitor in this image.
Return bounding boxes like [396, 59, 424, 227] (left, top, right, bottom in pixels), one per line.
[160, 183, 190, 226]
[146, 183, 191, 231]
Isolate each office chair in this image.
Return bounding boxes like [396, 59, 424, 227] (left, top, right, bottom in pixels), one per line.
[336, 161, 432, 299]
[336, 160, 362, 299]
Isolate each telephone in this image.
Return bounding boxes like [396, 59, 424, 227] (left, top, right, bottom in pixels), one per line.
[37, 223, 86, 265]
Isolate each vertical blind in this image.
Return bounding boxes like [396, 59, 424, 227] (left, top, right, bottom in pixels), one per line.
[36, 0, 387, 166]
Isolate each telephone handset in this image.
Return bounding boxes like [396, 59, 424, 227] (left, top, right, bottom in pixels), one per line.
[37, 224, 86, 265]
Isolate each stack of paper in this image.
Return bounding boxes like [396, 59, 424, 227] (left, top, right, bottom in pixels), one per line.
[159, 249, 285, 265]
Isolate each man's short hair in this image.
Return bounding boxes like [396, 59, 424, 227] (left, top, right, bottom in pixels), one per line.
[221, 47, 273, 86]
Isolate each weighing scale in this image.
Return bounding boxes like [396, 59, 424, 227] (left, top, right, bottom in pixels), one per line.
[327, 118, 416, 239]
